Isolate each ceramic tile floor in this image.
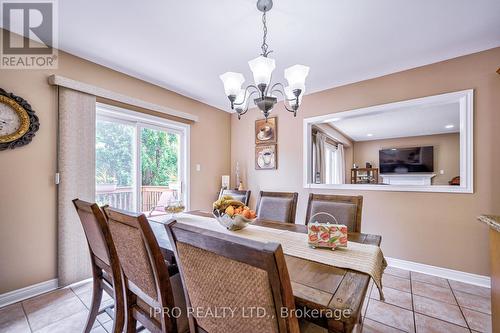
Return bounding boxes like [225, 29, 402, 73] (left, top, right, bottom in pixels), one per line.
[0, 267, 492, 333]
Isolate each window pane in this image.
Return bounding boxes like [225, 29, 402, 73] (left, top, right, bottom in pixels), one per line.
[95, 119, 136, 211]
[140, 127, 180, 214]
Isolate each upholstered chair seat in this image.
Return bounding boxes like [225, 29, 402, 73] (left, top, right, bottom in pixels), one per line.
[256, 191, 299, 223]
[218, 188, 251, 206]
[305, 194, 363, 232]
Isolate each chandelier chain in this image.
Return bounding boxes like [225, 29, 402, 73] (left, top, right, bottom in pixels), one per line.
[261, 10, 272, 57]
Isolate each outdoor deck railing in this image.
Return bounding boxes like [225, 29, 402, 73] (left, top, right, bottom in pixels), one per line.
[96, 185, 172, 212]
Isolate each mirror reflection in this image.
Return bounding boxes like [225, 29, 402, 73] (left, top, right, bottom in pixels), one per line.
[307, 91, 471, 190]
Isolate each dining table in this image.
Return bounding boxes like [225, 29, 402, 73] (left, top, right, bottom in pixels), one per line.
[148, 211, 382, 333]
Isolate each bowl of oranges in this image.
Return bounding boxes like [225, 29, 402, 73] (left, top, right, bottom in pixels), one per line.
[212, 195, 257, 231]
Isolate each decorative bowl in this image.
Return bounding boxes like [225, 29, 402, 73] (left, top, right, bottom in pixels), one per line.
[212, 209, 256, 231]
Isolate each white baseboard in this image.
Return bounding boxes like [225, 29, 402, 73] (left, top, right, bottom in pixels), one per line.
[386, 257, 491, 288]
[67, 277, 93, 289]
[0, 279, 59, 308]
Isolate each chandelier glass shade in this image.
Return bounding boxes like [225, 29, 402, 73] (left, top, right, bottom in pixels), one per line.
[219, 0, 309, 120]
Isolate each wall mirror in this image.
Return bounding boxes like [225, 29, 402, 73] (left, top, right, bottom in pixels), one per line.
[303, 89, 473, 193]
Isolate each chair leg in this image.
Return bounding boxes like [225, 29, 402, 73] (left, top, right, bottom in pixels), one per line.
[124, 291, 138, 333]
[84, 272, 103, 333]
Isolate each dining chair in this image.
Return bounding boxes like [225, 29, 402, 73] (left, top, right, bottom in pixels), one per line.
[218, 188, 251, 206]
[256, 191, 299, 223]
[305, 194, 363, 232]
[164, 220, 301, 333]
[103, 207, 188, 333]
[72, 199, 125, 333]
[148, 190, 178, 217]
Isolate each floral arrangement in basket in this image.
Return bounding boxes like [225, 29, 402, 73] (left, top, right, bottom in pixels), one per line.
[307, 212, 348, 250]
[213, 195, 257, 231]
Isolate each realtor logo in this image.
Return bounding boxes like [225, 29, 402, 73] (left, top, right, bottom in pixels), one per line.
[1, 0, 58, 68]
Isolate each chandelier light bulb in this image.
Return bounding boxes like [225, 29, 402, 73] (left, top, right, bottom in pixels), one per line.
[284, 64, 310, 92]
[248, 56, 276, 89]
[219, 72, 245, 98]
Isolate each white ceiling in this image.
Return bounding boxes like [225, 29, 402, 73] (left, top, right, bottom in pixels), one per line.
[4, 0, 500, 112]
[328, 102, 460, 141]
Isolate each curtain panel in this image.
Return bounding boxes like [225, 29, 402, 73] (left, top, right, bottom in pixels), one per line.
[334, 143, 346, 184]
[57, 87, 96, 286]
[313, 132, 327, 183]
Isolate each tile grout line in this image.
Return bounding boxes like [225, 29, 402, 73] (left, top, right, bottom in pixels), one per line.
[382, 271, 472, 330]
[409, 271, 416, 333]
[363, 317, 408, 332]
[365, 274, 412, 333]
[449, 290, 492, 316]
[20, 302, 34, 333]
[25, 288, 91, 332]
[388, 270, 490, 297]
[447, 278, 472, 331]
[71, 287, 91, 310]
[360, 280, 373, 330]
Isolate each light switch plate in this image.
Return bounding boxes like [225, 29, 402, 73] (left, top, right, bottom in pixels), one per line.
[196, 164, 201, 171]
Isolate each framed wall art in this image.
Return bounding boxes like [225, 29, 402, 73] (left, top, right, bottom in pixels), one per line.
[255, 117, 277, 144]
[255, 144, 277, 170]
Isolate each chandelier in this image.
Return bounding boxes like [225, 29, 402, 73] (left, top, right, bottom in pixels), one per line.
[219, 0, 309, 120]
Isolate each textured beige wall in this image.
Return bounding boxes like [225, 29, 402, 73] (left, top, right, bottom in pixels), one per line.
[352, 133, 460, 185]
[231, 47, 500, 276]
[0, 41, 231, 293]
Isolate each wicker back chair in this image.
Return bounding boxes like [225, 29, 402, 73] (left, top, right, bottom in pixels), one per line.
[164, 221, 300, 333]
[305, 194, 363, 232]
[72, 199, 124, 333]
[256, 191, 299, 224]
[103, 207, 188, 333]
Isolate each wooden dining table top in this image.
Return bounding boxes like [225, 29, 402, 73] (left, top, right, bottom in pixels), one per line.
[148, 211, 382, 333]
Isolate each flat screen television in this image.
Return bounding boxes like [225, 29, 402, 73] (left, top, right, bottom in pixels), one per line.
[379, 146, 434, 173]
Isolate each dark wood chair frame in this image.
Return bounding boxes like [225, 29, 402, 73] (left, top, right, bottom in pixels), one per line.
[305, 194, 363, 232]
[103, 207, 181, 333]
[72, 199, 125, 333]
[164, 220, 300, 333]
[217, 188, 251, 206]
[256, 191, 299, 224]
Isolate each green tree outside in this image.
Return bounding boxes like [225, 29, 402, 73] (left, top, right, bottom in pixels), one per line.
[141, 127, 179, 186]
[96, 120, 179, 187]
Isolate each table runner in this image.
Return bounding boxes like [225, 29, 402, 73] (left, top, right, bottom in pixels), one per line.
[155, 213, 387, 300]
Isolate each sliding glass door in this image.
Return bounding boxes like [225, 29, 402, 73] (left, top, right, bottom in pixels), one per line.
[95, 104, 188, 214]
[140, 126, 181, 214]
[96, 117, 137, 211]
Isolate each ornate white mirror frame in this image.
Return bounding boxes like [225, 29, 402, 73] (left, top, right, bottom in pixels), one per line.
[303, 89, 473, 193]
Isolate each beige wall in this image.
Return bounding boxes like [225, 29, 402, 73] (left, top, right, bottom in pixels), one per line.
[352, 133, 460, 185]
[0, 39, 231, 293]
[231, 47, 500, 276]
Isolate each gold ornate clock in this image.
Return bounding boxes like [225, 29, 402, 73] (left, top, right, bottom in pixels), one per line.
[0, 88, 39, 150]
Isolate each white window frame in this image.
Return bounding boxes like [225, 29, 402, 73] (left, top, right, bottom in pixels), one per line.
[303, 89, 473, 193]
[96, 102, 190, 210]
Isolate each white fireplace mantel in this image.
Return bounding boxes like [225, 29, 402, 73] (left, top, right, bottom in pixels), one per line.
[380, 173, 436, 186]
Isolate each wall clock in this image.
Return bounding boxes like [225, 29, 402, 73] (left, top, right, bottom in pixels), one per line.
[0, 88, 39, 150]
